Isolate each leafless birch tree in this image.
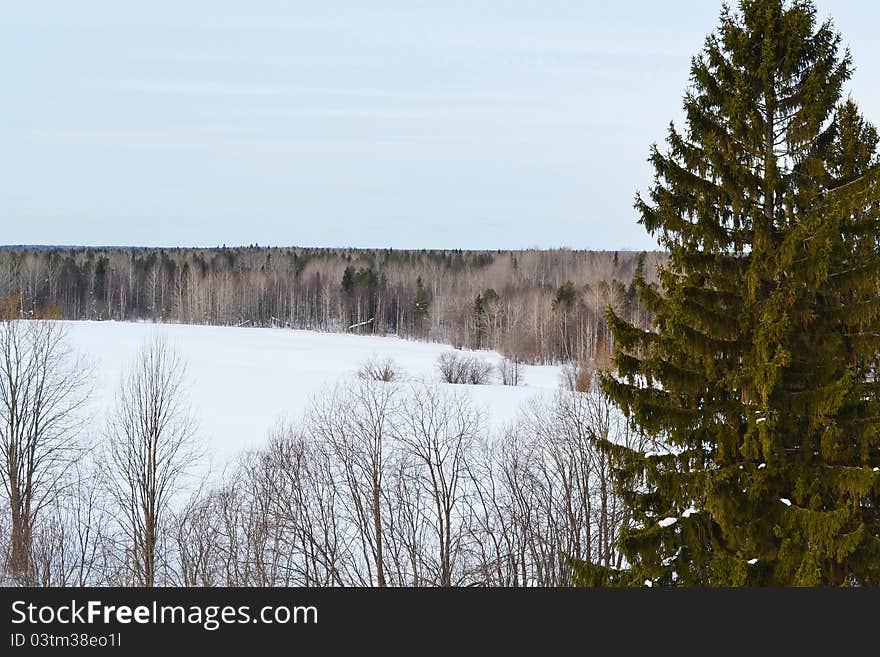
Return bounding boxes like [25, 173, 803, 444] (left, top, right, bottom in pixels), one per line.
[0, 320, 90, 583]
[307, 380, 399, 586]
[393, 383, 482, 585]
[105, 336, 199, 587]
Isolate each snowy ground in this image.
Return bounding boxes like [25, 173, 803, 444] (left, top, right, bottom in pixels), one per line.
[62, 321, 564, 475]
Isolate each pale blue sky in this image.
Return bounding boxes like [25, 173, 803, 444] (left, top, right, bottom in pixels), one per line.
[3, 1, 879, 250]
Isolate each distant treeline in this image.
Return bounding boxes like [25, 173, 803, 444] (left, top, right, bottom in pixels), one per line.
[0, 246, 661, 364]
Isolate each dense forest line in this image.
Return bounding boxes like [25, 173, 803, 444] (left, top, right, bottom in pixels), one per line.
[0, 247, 661, 364]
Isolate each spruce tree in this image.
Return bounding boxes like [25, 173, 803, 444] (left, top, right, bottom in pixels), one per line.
[413, 276, 430, 333]
[472, 293, 486, 348]
[601, 0, 880, 586]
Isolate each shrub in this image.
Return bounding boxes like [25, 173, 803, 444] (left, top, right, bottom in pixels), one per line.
[560, 359, 594, 393]
[438, 352, 467, 384]
[358, 357, 399, 382]
[466, 358, 494, 385]
[437, 352, 493, 385]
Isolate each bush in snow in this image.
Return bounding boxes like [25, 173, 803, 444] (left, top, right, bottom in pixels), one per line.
[560, 359, 595, 393]
[438, 352, 468, 384]
[466, 358, 494, 385]
[437, 352, 493, 385]
[357, 356, 400, 383]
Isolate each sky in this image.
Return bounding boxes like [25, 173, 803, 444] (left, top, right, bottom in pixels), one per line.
[2, 1, 879, 251]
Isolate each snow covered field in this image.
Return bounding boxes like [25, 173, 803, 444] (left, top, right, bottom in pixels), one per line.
[62, 321, 564, 474]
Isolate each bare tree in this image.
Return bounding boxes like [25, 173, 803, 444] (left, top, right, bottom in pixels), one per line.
[105, 336, 199, 587]
[577, 371, 645, 570]
[499, 357, 523, 386]
[393, 383, 482, 586]
[0, 320, 90, 583]
[382, 451, 432, 586]
[307, 380, 399, 586]
[173, 490, 221, 586]
[462, 374, 642, 587]
[260, 425, 351, 586]
[29, 460, 116, 586]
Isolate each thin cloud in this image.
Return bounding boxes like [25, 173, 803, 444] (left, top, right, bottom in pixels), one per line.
[90, 79, 288, 96]
[27, 128, 480, 154]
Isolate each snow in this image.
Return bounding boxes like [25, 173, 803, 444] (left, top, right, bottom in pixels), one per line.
[347, 317, 375, 330]
[681, 507, 698, 518]
[60, 320, 564, 474]
[747, 558, 758, 565]
[661, 548, 681, 566]
[755, 417, 766, 425]
[658, 517, 678, 528]
[644, 579, 653, 588]
[780, 498, 792, 507]
[758, 463, 766, 469]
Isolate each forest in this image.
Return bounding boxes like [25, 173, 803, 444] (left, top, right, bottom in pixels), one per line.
[0, 246, 659, 364]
